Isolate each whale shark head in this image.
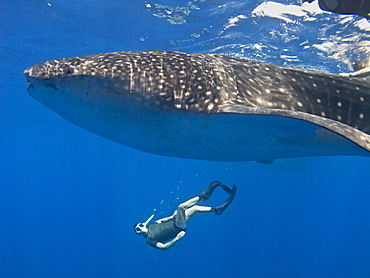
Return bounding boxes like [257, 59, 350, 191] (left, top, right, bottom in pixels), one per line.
[24, 51, 233, 114]
[24, 50, 370, 161]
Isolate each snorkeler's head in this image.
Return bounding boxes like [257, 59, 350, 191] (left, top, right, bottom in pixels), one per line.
[134, 222, 148, 235]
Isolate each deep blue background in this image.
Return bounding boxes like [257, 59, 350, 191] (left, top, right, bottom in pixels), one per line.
[1, 0, 370, 277]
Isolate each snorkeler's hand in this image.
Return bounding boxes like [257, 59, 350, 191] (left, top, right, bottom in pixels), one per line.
[176, 231, 186, 240]
[155, 220, 161, 224]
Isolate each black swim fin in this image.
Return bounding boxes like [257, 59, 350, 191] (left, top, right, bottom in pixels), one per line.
[212, 184, 237, 215]
[220, 184, 233, 194]
[199, 181, 223, 201]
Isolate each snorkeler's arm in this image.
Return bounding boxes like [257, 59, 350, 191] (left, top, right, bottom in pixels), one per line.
[155, 211, 177, 223]
[155, 231, 186, 250]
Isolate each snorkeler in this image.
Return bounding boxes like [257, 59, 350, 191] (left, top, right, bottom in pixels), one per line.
[304, 0, 370, 19]
[134, 181, 237, 250]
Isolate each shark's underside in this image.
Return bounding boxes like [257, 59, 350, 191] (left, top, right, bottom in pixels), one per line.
[24, 51, 370, 161]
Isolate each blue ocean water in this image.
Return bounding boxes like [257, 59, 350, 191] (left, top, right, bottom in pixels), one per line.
[1, 0, 370, 277]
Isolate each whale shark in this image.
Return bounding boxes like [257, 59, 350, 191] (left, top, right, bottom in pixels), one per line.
[24, 50, 370, 162]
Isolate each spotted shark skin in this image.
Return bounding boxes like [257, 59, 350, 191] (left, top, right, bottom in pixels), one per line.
[24, 51, 370, 161]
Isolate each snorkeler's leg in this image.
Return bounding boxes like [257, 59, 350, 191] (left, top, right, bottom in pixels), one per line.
[185, 205, 213, 222]
[174, 196, 200, 229]
[179, 196, 200, 209]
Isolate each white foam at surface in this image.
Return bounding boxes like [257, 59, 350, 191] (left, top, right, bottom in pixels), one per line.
[252, 0, 326, 23]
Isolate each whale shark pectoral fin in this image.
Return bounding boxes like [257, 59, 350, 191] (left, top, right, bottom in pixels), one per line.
[278, 131, 317, 141]
[219, 103, 370, 152]
[257, 160, 275, 165]
[340, 67, 370, 83]
[219, 104, 318, 141]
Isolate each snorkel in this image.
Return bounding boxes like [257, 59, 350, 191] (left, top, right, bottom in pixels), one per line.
[142, 214, 154, 227]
